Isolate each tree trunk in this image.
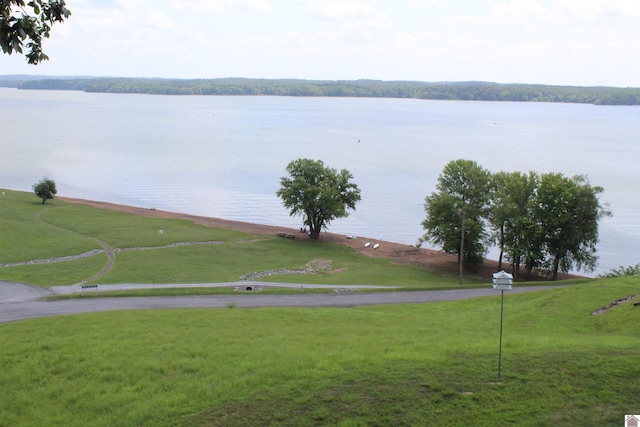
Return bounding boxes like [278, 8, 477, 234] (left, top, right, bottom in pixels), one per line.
[513, 255, 521, 279]
[552, 255, 560, 281]
[497, 224, 504, 271]
[525, 261, 533, 279]
[304, 214, 321, 240]
[309, 225, 321, 240]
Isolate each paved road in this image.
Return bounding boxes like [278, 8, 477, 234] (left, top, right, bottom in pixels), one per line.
[0, 281, 558, 324]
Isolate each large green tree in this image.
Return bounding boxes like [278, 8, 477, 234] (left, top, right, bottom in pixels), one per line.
[489, 171, 541, 278]
[277, 158, 361, 240]
[422, 159, 492, 267]
[1, 0, 71, 64]
[33, 177, 57, 204]
[534, 173, 610, 280]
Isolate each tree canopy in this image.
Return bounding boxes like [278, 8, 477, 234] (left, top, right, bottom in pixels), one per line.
[1, 0, 71, 64]
[489, 171, 540, 277]
[424, 160, 610, 279]
[33, 177, 57, 204]
[277, 159, 361, 240]
[534, 173, 610, 280]
[422, 159, 492, 267]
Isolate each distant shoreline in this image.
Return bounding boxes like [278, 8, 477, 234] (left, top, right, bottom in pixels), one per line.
[1, 76, 639, 105]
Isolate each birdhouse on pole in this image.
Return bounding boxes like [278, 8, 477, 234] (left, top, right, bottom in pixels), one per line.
[492, 270, 513, 290]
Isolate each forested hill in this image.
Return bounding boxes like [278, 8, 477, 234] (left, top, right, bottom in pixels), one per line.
[2, 76, 640, 105]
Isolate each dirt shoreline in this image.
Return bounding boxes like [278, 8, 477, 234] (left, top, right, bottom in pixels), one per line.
[60, 196, 578, 281]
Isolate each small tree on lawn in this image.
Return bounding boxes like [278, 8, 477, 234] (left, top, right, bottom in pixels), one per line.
[33, 177, 57, 204]
[277, 158, 361, 240]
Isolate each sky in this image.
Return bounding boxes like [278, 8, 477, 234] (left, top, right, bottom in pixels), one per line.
[1, 0, 639, 87]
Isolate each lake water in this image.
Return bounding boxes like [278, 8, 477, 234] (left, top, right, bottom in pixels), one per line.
[1, 88, 639, 275]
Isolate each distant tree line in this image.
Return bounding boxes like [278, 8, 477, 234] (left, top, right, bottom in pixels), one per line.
[2, 77, 640, 105]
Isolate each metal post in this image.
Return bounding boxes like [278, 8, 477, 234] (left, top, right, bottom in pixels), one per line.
[459, 210, 465, 286]
[498, 289, 504, 379]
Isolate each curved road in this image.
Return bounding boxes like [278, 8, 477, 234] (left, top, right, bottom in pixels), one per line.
[0, 281, 558, 324]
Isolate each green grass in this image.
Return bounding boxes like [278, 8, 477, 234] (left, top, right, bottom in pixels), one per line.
[0, 191, 100, 263]
[40, 204, 249, 248]
[0, 278, 638, 426]
[0, 255, 109, 286]
[1, 190, 638, 425]
[0, 189, 471, 288]
[95, 237, 459, 287]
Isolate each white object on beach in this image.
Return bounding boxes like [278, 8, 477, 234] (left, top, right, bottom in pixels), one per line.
[364, 242, 371, 248]
[373, 243, 380, 249]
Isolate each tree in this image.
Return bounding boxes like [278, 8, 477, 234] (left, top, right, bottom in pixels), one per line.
[1, 1, 71, 64]
[33, 177, 57, 203]
[277, 158, 361, 240]
[534, 173, 610, 280]
[422, 159, 492, 267]
[489, 171, 541, 278]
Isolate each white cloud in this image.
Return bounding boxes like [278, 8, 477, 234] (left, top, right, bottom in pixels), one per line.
[554, 0, 640, 20]
[308, 2, 393, 29]
[310, 2, 375, 20]
[492, 0, 552, 27]
[173, 0, 273, 15]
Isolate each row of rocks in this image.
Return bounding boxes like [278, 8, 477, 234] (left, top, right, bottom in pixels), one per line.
[239, 262, 332, 282]
[0, 241, 224, 268]
[592, 294, 637, 316]
[114, 241, 223, 252]
[239, 268, 308, 281]
[3, 239, 334, 286]
[0, 249, 105, 268]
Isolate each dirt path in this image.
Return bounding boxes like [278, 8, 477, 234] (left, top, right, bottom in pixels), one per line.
[78, 240, 115, 285]
[35, 206, 117, 285]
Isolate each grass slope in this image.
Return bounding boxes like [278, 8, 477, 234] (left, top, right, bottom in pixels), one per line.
[1, 190, 638, 425]
[0, 190, 467, 288]
[0, 278, 638, 426]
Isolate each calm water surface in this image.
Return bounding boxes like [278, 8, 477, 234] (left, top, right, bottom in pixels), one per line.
[1, 88, 639, 274]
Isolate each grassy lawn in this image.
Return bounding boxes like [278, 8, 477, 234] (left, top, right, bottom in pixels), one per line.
[0, 278, 638, 426]
[1, 190, 638, 425]
[94, 238, 461, 288]
[0, 190, 468, 288]
[0, 192, 100, 263]
[0, 255, 109, 287]
[40, 204, 249, 248]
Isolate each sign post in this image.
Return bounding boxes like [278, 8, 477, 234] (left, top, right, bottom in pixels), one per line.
[492, 270, 513, 380]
